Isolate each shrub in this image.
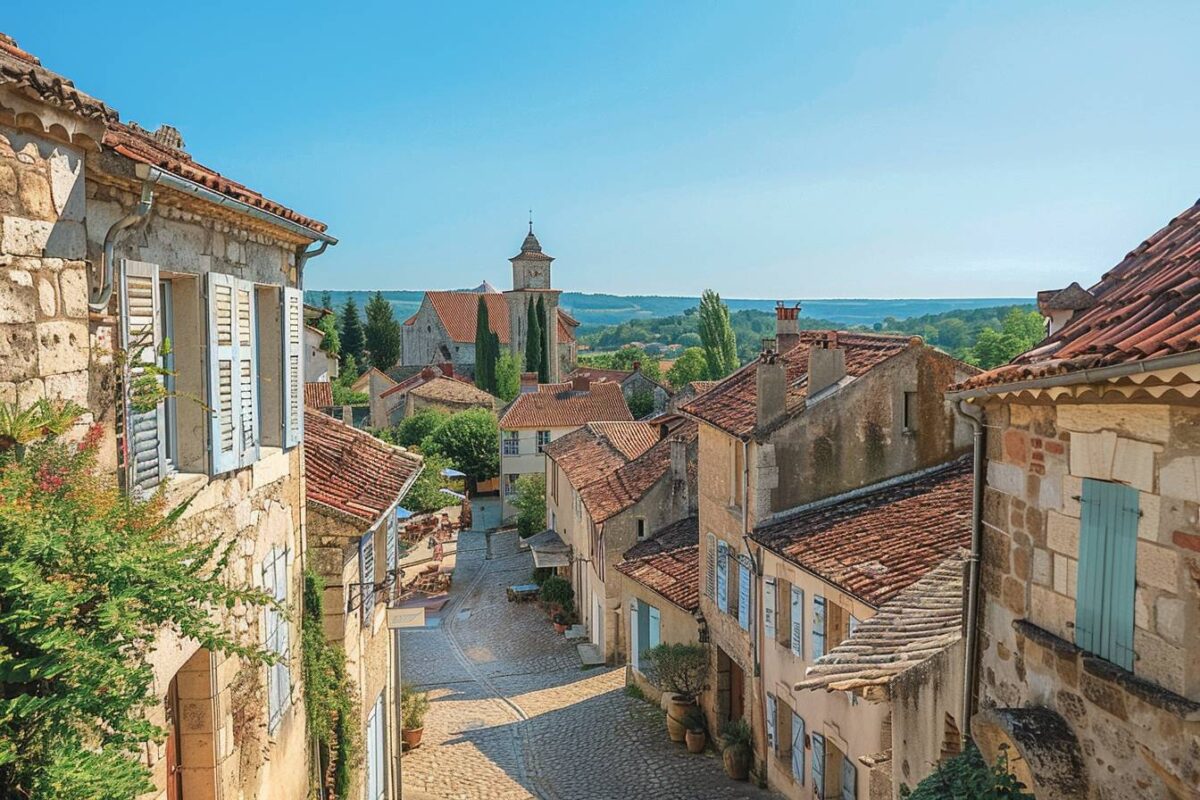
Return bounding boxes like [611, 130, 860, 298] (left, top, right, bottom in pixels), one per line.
[400, 683, 431, 730]
[720, 718, 753, 752]
[640, 643, 710, 700]
[302, 570, 360, 797]
[394, 408, 449, 447]
[682, 705, 706, 733]
[627, 388, 655, 419]
[513, 473, 546, 538]
[538, 575, 574, 609]
[900, 744, 1033, 799]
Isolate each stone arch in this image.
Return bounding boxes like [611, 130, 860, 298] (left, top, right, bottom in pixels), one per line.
[972, 707, 1087, 800]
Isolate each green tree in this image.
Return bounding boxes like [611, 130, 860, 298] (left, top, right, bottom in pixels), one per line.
[513, 473, 546, 538]
[900, 744, 1033, 799]
[403, 452, 458, 514]
[536, 296, 550, 383]
[967, 309, 1045, 369]
[525, 298, 542, 384]
[0, 404, 273, 799]
[364, 291, 402, 372]
[627, 388, 655, 419]
[393, 408, 449, 447]
[611, 346, 662, 382]
[340, 296, 366, 372]
[495, 351, 521, 402]
[318, 311, 340, 358]
[331, 354, 368, 405]
[698, 289, 738, 380]
[666, 346, 709, 389]
[474, 296, 496, 393]
[319, 290, 333, 310]
[428, 408, 500, 491]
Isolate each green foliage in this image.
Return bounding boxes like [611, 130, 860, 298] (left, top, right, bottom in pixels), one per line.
[900, 745, 1033, 799]
[624, 683, 648, 702]
[340, 296, 366, 371]
[495, 351, 521, 402]
[962, 308, 1046, 369]
[474, 296, 497, 394]
[627, 388, 655, 419]
[720, 718, 753, 752]
[538, 575, 574, 608]
[525, 299, 543, 384]
[666, 346, 709, 389]
[302, 570, 360, 798]
[698, 290, 739, 379]
[403, 452, 458, 514]
[393, 408, 450, 448]
[364, 291, 402, 372]
[330, 354, 368, 405]
[610, 346, 663, 381]
[536, 296, 550, 383]
[640, 643, 710, 699]
[513, 473, 546, 538]
[682, 705, 706, 733]
[0, 409, 274, 799]
[400, 683, 431, 730]
[427, 408, 499, 488]
[317, 311, 341, 358]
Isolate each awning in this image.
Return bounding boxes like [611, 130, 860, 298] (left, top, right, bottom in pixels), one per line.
[395, 506, 413, 521]
[440, 467, 466, 478]
[439, 488, 466, 500]
[526, 529, 570, 569]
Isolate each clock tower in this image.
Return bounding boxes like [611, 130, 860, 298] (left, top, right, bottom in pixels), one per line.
[505, 224, 563, 380]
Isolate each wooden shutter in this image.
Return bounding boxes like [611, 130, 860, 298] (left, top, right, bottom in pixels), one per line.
[716, 540, 729, 614]
[235, 283, 259, 467]
[385, 512, 398, 595]
[282, 287, 304, 448]
[791, 713, 805, 783]
[637, 600, 651, 660]
[766, 694, 777, 753]
[841, 756, 857, 800]
[360, 532, 376, 625]
[812, 732, 826, 799]
[737, 557, 752, 630]
[1075, 479, 1139, 670]
[705, 533, 717, 599]
[648, 605, 661, 649]
[208, 273, 239, 474]
[791, 586, 804, 658]
[764, 577, 776, 640]
[121, 260, 167, 495]
[812, 596, 827, 660]
[630, 599, 640, 671]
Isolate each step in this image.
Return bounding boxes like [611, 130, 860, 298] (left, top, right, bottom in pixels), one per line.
[577, 643, 605, 667]
[564, 624, 588, 640]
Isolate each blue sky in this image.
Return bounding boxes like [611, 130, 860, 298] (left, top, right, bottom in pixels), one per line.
[11, 2, 1200, 297]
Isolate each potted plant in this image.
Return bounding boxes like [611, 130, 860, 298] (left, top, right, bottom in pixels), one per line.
[553, 599, 574, 634]
[683, 706, 707, 753]
[538, 575, 573, 619]
[721, 719, 752, 781]
[401, 682, 430, 749]
[641, 643, 710, 743]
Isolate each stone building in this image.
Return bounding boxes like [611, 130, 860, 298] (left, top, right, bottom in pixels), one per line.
[0, 31, 334, 799]
[567, 363, 672, 417]
[679, 305, 977, 788]
[542, 416, 697, 661]
[380, 363, 496, 424]
[400, 229, 579, 378]
[303, 409, 423, 800]
[948, 200, 1200, 799]
[498, 374, 631, 520]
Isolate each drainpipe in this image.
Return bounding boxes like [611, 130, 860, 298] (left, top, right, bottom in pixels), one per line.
[88, 178, 157, 312]
[956, 399, 985, 747]
[738, 437, 769, 782]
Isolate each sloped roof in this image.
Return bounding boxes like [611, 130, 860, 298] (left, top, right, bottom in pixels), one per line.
[380, 365, 473, 400]
[580, 419, 697, 523]
[587, 421, 662, 459]
[0, 33, 114, 123]
[304, 409, 422, 526]
[408, 376, 496, 406]
[569, 366, 634, 384]
[304, 381, 333, 409]
[350, 367, 397, 393]
[794, 554, 966, 695]
[422, 291, 575, 344]
[681, 331, 912, 439]
[499, 381, 632, 429]
[544, 426, 634, 491]
[615, 516, 700, 612]
[511, 230, 553, 262]
[959, 200, 1200, 390]
[751, 457, 972, 607]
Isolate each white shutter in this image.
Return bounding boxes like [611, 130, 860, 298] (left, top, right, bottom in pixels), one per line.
[737, 557, 751, 631]
[629, 598, 639, 671]
[282, 287, 303, 448]
[766, 694, 777, 754]
[812, 596, 827, 661]
[716, 540, 729, 614]
[648, 605, 661, 649]
[121, 260, 167, 495]
[705, 533, 717, 599]
[792, 713, 805, 782]
[764, 577, 776, 640]
[208, 273, 239, 474]
[236, 282, 259, 467]
[361, 532, 376, 625]
[791, 587, 804, 658]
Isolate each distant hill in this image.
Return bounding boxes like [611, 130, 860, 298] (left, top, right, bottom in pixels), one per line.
[306, 290, 1033, 329]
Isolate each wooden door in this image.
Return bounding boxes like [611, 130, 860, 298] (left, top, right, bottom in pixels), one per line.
[729, 661, 745, 722]
[166, 676, 183, 800]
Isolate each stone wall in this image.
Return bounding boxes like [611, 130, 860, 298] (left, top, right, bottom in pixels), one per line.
[974, 396, 1200, 798]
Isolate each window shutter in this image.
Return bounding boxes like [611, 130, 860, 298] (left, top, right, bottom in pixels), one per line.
[791, 713, 805, 783]
[385, 512, 398, 594]
[812, 733, 826, 799]
[1075, 479, 1139, 669]
[705, 533, 717, 599]
[235, 282, 259, 467]
[360, 532, 376, 625]
[841, 756, 857, 800]
[737, 557, 752, 631]
[208, 273, 239, 474]
[630, 599, 640, 671]
[648, 605, 661, 649]
[716, 540, 729, 614]
[282, 287, 303, 448]
[766, 694, 777, 753]
[764, 577, 776, 640]
[791, 587, 804, 658]
[812, 596, 827, 660]
[121, 260, 168, 495]
[637, 600, 650, 660]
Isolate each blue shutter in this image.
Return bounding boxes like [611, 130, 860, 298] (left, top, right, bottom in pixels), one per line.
[1075, 479, 1139, 670]
[716, 541, 729, 614]
[766, 694, 777, 753]
[764, 578, 776, 640]
[791, 713, 805, 782]
[637, 599, 650, 660]
[812, 732, 826, 799]
[738, 558, 752, 630]
[842, 756, 857, 800]
[282, 287, 303, 448]
[812, 596, 827, 660]
[361, 532, 376, 625]
[648, 605, 661, 649]
[791, 587, 804, 658]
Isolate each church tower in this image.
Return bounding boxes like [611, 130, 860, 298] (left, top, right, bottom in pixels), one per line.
[504, 223, 563, 381]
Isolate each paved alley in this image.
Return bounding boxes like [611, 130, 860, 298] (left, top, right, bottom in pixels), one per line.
[399, 528, 781, 800]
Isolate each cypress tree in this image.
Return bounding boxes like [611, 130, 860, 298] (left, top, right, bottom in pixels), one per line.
[364, 291, 401, 372]
[536, 295, 550, 383]
[525, 298, 542, 383]
[340, 296, 366, 373]
[474, 296, 495, 392]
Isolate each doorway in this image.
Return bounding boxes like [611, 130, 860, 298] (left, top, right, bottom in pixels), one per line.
[166, 675, 183, 800]
[592, 594, 604, 651]
[716, 647, 745, 727]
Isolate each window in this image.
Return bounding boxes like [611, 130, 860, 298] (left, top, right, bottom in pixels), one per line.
[764, 577, 777, 640]
[1075, 478, 1139, 669]
[812, 732, 826, 798]
[812, 596, 827, 660]
[766, 693, 777, 753]
[502, 430, 520, 456]
[790, 586, 804, 658]
[360, 531, 376, 625]
[364, 693, 386, 800]
[207, 273, 260, 474]
[705, 533, 717, 599]
[552, 464, 559, 502]
[716, 540, 730, 613]
[737, 555, 752, 631]
[262, 546, 290, 732]
[121, 260, 171, 496]
[902, 391, 918, 433]
[536, 430, 551, 452]
[776, 697, 794, 766]
[636, 518, 646, 540]
[630, 598, 661, 672]
[503, 473, 520, 497]
[842, 755, 858, 800]
[791, 712, 806, 783]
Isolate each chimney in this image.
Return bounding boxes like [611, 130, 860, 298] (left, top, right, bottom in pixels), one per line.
[1037, 282, 1095, 336]
[420, 366, 436, 380]
[775, 301, 802, 353]
[756, 347, 787, 430]
[807, 332, 846, 398]
[520, 372, 539, 393]
[670, 437, 688, 482]
[439, 362, 454, 377]
[632, 360, 641, 373]
[571, 375, 590, 393]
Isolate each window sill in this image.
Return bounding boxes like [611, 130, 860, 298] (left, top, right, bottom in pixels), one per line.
[160, 471, 210, 512]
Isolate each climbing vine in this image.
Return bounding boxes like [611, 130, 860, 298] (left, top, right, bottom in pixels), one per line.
[900, 744, 1033, 799]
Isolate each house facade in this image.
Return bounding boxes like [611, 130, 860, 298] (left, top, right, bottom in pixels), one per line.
[304, 409, 423, 800]
[950, 202, 1200, 799]
[0, 31, 333, 799]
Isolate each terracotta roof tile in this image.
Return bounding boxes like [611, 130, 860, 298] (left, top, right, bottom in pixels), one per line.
[381, 365, 471, 399]
[681, 331, 912, 438]
[544, 427, 634, 490]
[959, 201, 1200, 390]
[498, 381, 632, 429]
[568, 367, 634, 384]
[407, 377, 496, 406]
[751, 457, 973, 606]
[794, 554, 966, 694]
[615, 516, 700, 611]
[304, 409, 422, 526]
[423, 291, 576, 345]
[587, 421, 662, 460]
[304, 381, 333, 409]
[0, 33, 115, 124]
[580, 420, 697, 523]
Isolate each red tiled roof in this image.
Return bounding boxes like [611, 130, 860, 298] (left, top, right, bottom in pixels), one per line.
[380, 365, 474, 400]
[499, 381, 632, 429]
[581, 420, 697, 523]
[303, 409, 422, 526]
[423, 291, 575, 345]
[959, 201, 1200, 390]
[407, 376, 496, 406]
[615, 516, 700, 612]
[0, 33, 115, 123]
[568, 367, 633, 384]
[587, 421, 662, 460]
[544, 426, 634, 491]
[350, 367, 397, 394]
[681, 331, 912, 438]
[751, 456, 973, 607]
[304, 381, 333, 409]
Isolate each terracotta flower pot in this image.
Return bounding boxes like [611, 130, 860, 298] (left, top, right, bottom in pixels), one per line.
[401, 727, 424, 750]
[666, 694, 694, 743]
[723, 745, 751, 781]
[553, 622, 567, 634]
[685, 728, 706, 753]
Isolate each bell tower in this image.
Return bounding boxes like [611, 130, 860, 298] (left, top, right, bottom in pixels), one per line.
[511, 221, 554, 290]
[504, 222, 562, 381]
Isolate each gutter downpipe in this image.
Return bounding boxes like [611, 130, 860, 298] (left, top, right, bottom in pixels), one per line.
[739, 437, 769, 782]
[955, 398, 985, 749]
[88, 177, 157, 313]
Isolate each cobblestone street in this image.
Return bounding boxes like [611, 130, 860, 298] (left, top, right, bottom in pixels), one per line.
[399, 528, 781, 800]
